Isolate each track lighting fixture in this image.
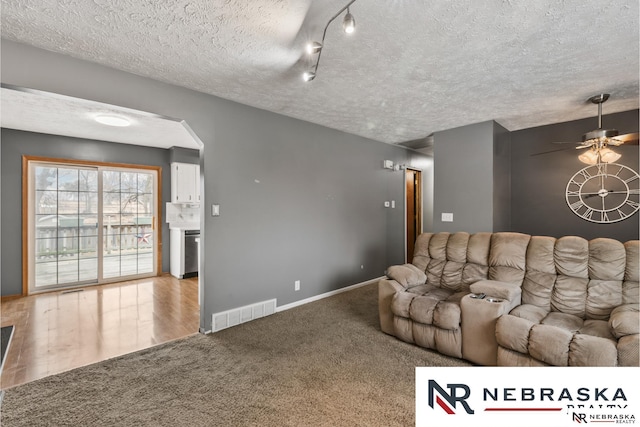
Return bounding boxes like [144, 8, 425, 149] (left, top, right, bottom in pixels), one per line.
[302, 0, 357, 82]
[306, 41, 322, 55]
[343, 8, 356, 34]
[302, 71, 316, 82]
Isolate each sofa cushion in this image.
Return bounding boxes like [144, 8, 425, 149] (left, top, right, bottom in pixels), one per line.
[529, 324, 573, 366]
[579, 319, 615, 340]
[555, 236, 589, 278]
[433, 301, 461, 330]
[521, 271, 555, 310]
[495, 315, 535, 354]
[446, 232, 470, 263]
[521, 236, 556, 310]
[569, 335, 618, 366]
[488, 232, 530, 284]
[394, 286, 457, 328]
[551, 276, 588, 318]
[587, 279, 623, 320]
[623, 241, 640, 305]
[590, 238, 626, 280]
[541, 312, 582, 333]
[609, 304, 640, 338]
[409, 296, 439, 324]
[625, 241, 640, 282]
[412, 233, 433, 271]
[509, 304, 548, 323]
[617, 335, 640, 367]
[391, 292, 415, 318]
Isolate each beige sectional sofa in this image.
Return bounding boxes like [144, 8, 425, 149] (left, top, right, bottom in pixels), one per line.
[378, 231, 639, 367]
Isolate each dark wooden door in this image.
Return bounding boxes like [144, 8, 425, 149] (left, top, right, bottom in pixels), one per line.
[406, 169, 422, 262]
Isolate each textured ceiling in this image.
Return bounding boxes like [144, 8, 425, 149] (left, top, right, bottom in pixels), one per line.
[0, 86, 201, 149]
[1, 0, 638, 146]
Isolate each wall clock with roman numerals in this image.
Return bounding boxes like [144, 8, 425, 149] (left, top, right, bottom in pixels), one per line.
[566, 163, 640, 223]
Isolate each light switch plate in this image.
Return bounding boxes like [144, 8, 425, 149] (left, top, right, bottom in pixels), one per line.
[441, 212, 453, 222]
[212, 204, 220, 216]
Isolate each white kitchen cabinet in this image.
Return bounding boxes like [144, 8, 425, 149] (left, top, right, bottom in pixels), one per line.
[171, 162, 200, 204]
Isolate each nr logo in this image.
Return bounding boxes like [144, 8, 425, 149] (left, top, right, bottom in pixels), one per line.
[573, 412, 587, 423]
[428, 380, 475, 415]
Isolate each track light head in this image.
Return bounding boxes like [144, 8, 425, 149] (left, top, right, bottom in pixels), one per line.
[306, 41, 322, 55]
[343, 8, 355, 34]
[302, 71, 316, 82]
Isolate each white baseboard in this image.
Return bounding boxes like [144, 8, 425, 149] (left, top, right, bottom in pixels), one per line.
[276, 276, 383, 313]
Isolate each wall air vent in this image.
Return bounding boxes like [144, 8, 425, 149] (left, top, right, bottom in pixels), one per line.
[211, 299, 277, 333]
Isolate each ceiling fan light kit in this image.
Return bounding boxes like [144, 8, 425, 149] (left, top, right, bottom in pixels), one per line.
[578, 147, 621, 165]
[303, 0, 357, 82]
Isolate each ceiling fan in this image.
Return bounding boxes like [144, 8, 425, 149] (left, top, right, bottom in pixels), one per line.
[533, 93, 639, 162]
[569, 93, 638, 148]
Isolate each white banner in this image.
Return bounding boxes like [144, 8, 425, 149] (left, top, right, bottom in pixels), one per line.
[416, 367, 638, 427]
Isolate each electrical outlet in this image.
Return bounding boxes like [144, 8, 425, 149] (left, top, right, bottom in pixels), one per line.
[294, 280, 300, 291]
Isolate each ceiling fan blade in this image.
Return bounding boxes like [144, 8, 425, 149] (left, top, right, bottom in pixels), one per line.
[551, 141, 581, 144]
[530, 146, 583, 156]
[613, 132, 639, 145]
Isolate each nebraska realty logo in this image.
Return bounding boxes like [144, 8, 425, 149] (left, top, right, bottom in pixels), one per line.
[416, 368, 638, 427]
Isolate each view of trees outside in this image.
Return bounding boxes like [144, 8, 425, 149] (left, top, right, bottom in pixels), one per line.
[34, 165, 155, 288]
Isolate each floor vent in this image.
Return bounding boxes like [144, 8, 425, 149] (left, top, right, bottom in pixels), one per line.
[211, 299, 277, 333]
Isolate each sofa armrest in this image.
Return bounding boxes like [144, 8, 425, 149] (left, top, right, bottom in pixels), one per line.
[386, 263, 426, 288]
[609, 304, 639, 339]
[470, 280, 522, 308]
[379, 278, 406, 335]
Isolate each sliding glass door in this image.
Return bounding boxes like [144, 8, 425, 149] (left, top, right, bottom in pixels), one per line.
[28, 160, 158, 293]
[102, 170, 155, 279]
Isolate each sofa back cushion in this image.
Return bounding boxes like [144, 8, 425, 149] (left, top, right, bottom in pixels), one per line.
[551, 236, 590, 318]
[411, 232, 490, 293]
[521, 236, 635, 321]
[624, 241, 639, 305]
[488, 232, 530, 284]
[586, 238, 625, 320]
[522, 236, 557, 311]
[412, 233, 433, 272]
[462, 232, 492, 286]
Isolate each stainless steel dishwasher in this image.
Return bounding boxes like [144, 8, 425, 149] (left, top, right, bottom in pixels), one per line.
[183, 230, 200, 278]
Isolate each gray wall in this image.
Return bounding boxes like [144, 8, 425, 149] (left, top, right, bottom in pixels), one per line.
[493, 122, 511, 231]
[433, 121, 501, 233]
[169, 147, 199, 165]
[0, 40, 430, 331]
[0, 129, 173, 295]
[511, 109, 639, 241]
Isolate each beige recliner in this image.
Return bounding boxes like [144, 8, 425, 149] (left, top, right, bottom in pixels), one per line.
[495, 236, 639, 366]
[379, 232, 639, 367]
[378, 231, 531, 359]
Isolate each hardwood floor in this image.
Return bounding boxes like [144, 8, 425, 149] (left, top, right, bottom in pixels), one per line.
[0, 275, 200, 389]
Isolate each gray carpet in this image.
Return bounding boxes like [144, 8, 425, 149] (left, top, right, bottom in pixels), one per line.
[0, 283, 471, 426]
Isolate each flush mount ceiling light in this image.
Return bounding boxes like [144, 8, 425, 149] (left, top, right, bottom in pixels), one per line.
[94, 114, 131, 127]
[302, 0, 357, 82]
